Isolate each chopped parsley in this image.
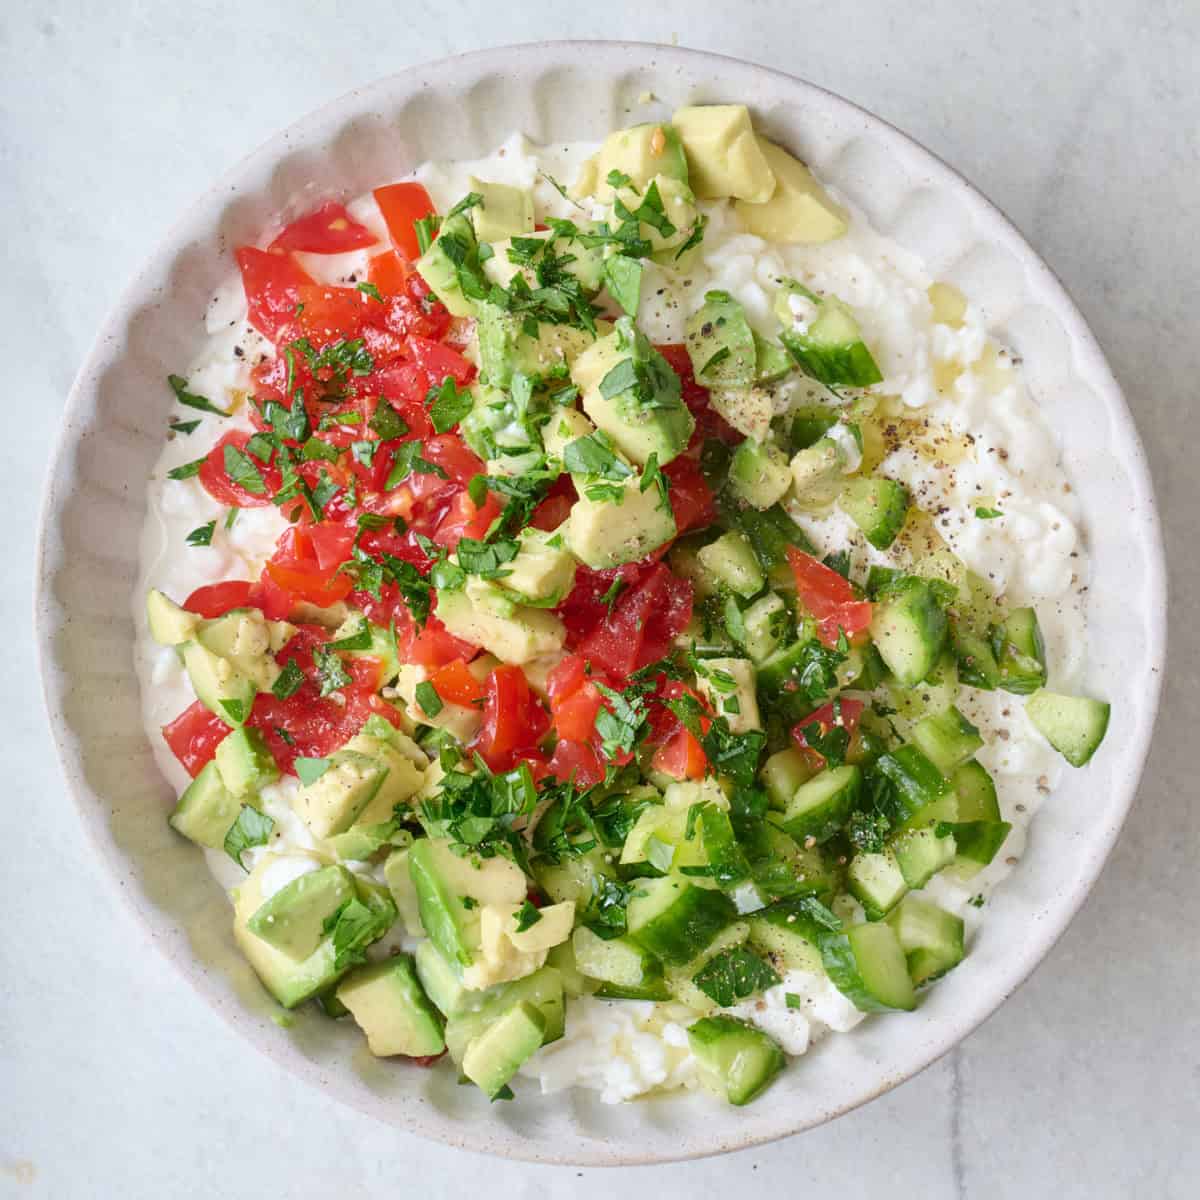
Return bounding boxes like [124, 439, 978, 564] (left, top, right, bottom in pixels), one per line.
[222, 444, 267, 495]
[415, 680, 443, 717]
[168, 373, 229, 417]
[426, 376, 474, 434]
[513, 900, 542, 933]
[271, 658, 306, 700]
[312, 645, 352, 696]
[169, 418, 201, 436]
[185, 521, 215, 547]
[223, 805, 274, 869]
[166, 457, 206, 481]
[692, 946, 780, 1008]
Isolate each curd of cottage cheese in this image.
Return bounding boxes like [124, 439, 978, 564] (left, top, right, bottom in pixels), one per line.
[135, 132, 1090, 1104]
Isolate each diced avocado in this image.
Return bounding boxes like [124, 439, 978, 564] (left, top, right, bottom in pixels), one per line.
[789, 438, 845, 502]
[840, 477, 910, 550]
[541, 406, 595, 460]
[473, 305, 594, 393]
[382, 847, 424, 937]
[886, 895, 965, 986]
[168, 760, 241, 850]
[329, 617, 402, 687]
[434, 584, 566, 664]
[685, 290, 757, 389]
[694, 657, 761, 734]
[1025, 689, 1110, 767]
[195, 608, 286, 694]
[482, 228, 605, 294]
[870, 577, 950, 687]
[696, 530, 764, 597]
[688, 1015, 786, 1106]
[611, 175, 701, 262]
[415, 212, 479, 318]
[461, 1001, 544, 1098]
[564, 474, 676, 569]
[181, 641, 257, 728]
[468, 175, 534, 244]
[735, 139, 848, 243]
[325, 822, 403, 863]
[336, 955, 445, 1058]
[709, 386, 774, 442]
[393, 664, 484, 744]
[213, 727, 279, 798]
[498, 527, 577, 606]
[246, 864, 355, 961]
[671, 105, 776, 203]
[753, 331, 793, 383]
[759, 746, 818, 810]
[728, 439, 792, 510]
[739, 592, 790, 662]
[589, 122, 690, 198]
[146, 589, 198, 646]
[504, 901, 576, 954]
[291, 750, 387, 840]
[232, 855, 347, 1009]
[414, 938, 474, 1019]
[993, 607, 1047, 695]
[409, 838, 482, 969]
[819, 921, 917, 1012]
[337, 732, 426, 825]
[780, 296, 883, 389]
[574, 319, 695, 467]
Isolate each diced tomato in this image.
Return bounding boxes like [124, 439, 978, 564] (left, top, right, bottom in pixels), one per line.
[360, 323, 408, 366]
[785, 547, 873, 646]
[295, 285, 368, 343]
[578, 562, 693, 678]
[247, 571, 295, 621]
[407, 336, 475, 388]
[547, 739, 605, 788]
[367, 250, 409, 297]
[475, 665, 549, 771]
[380, 270, 452, 342]
[556, 560, 650, 646]
[663, 454, 716, 536]
[546, 654, 588, 702]
[651, 727, 708, 780]
[264, 559, 353, 607]
[268, 202, 376, 254]
[367, 363, 435, 438]
[183, 580, 255, 618]
[432, 488, 501, 551]
[430, 658, 485, 707]
[306, 523, 356, 572]
[373, 182, 436, 260]
[421, 434, 486, 488]
[235, 247, 314, 342]
[553, 682, 605, 743]
[791, 698, 865, 759]
[528, 490, 574, 533]
[404, 606, 479, 670]
[198, 431, 282, 508]
[162, 701, 230, 777]
[655, 341, 740, 444]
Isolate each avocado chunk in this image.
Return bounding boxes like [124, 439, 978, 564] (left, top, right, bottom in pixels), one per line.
[468, 175, 534, 244]
[696, 530, 764, 598]
[497, 527, 577, 606]
[728, 439, 792, 510]
[474, 303, 593, 390]
[564, 474, 676, 569]
[168, 759, 241, 850]
[541, 406, 595, 461]
[246, 863, 355, 961]
[434, 584, 566, 664]
[181, 641, 258, 728]
[694, 657, 762, 734]
[415, 212, 481, 318]
[610, 175, 702, 262]
[336, 955, 445, 1057]
[213, 726, 279, 798]
[461, 1001, 545, 1098]
[146, 589, 198, 646]
[671, 105, 776, 203]
[383, 847, 425, 936]
[336, 732, 426, 825]
[291, 750, 388, 840]
[735, 139, 848, 243]
[583, 122, 690, 200]
[753, 331, 793, 383]
[709, 386, 774, 442]
[840, 476, 910, 550]
[414, 938, 474, 1019]
[196, 607, 288, 693]
[685, 290, 757, 389]
[482, 227, 605, 294]
[574, 317, 694, 468]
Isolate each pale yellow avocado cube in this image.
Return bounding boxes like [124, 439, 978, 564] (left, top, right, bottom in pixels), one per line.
[500, 527, 577, 605]
[709, 386, 774, 442]
[435, 586, 566, 665]
[735, 140, 848, 243]
[506, 901, 576, 954]
[694, 657, 763, 735]
[542, 407, 596, 460]
[146, 589, 198, 646]
[564, 476, 677, 570]
[393, 664, 484, 743]
[383, 848, 425, 937]
[469, 176, 534, 244]
[291, 750, 386, 839]
[339, 734, 426, 825]
[671, 105, 776, 203]
[611, 175, 700, 258]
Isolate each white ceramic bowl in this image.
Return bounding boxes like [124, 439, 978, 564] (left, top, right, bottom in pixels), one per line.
[36, 42, 1166, 1165]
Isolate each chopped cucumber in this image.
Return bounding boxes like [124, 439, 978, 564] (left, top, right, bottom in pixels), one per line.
[759, 746, 818, 810]
[747, 899, 829, 975]
[738, 592, 790, 662]
[874, 744, 952, 821]
[819, 921, 917, 1012]
[626, 876, 736, 966]
[886, 895, 965, 986]
[910, 706, 983, 774]
[697, 530, 765, 598]
[840, 477, 909, 550]
[869, 577, 949, 687]
[774, 764, 861, 844]
[780, 297, 883, 389]
[846, 849, 908, 920]
[993, 607, 1047, 695]
[891, 827, 957, 889]
[951, 619, 1001, 689]
[571, 927, 669, 1000]
[688, 1015, 786, 1105]
[1025, 689, 1110, 767]
[728, 439, 792, 510]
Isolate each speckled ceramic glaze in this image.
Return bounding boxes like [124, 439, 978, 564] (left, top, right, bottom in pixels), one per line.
[35, 42, 1166, 1165]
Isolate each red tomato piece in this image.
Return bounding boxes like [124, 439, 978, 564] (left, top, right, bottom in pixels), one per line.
[264, 560, 353, 607]
[235, 246, 314, 343]
[578, 562, 692, 676]
[655, 341, 740, 444]
[791, 698, 865, 759]
[546, 654, 588, 702]
[306, 523, 356, 572]
[380, 271, 452, 342]
[373, 182, 436, 260]
[247, 571, 295, 621]
[785, 547, 873, 646]
[663, 454, 716, 536]
[183, 581, 255, 618]
[198, 431, 281, 508]
[162, 701, 230, 777]
[554, 682, 604, 743]
[547, 739, 605, 788]
[432, 488, 501, 551]
[295, 285, 368, 343]
[430, 658, 485, 707]
[650, 727, 708, 781]
[405, 606, 479, 670]
[366, 249, 409, 296]
[268, 201, 376, 254]
[407, 336, 475, 387]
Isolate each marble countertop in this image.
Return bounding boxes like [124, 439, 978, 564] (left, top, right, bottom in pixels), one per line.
[3, 2, 1196, 1196]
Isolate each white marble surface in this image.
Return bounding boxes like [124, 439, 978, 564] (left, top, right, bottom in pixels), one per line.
[2, 2, 1197, 1196]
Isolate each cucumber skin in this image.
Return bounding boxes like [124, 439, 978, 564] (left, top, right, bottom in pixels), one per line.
[687, 1015, 787, 1106]
[1025, 690, 1111, 767]
[819, 925, 916, 1013]
[629, 884, 737, 966]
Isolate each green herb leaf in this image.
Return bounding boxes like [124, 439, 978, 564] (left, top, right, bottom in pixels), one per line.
[272, 658, 305, 700]
[975, 507, 1003, 519]
[168, 374, 228, 417]
[513, 900, 542, 933]
[327, 617, 372, 652]
[692, 946, 780, 1007]
[581, 877, 633, 940]
[223, 444, 267, 495]
[312, 645, 352, 697]
[166, 457, 206, 481]
[415, 680, 444, 717]
[356, 282, 383, 302]
[295, 757, 332, 786]
[426, 376, 474, 434]
[562, 432, 634, 482]
[219, 698, 248, 724]
[446, 191, 484, 219]
[223, 805, 274, 869]
[456, 537, 520, 579]
[326, 897, 384, 971]
[602, 255, 642, 316]
[370, 401, 409, 441]
[186, 521, 215, 547]
[170, 418, 201, 435]
[785, 992, 803, 1010]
